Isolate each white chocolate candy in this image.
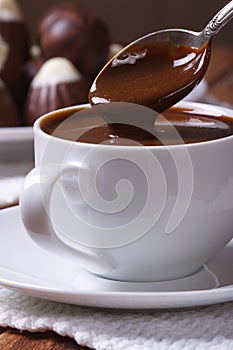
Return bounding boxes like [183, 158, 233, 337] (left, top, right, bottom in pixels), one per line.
[31, 57, 83, 88]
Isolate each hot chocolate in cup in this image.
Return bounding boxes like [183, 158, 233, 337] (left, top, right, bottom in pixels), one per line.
[20, 101, 233, 282]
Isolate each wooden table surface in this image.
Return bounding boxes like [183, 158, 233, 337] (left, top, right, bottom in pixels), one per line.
[1, 42, 233, 350]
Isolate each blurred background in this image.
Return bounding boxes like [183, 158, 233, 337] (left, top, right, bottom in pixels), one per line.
[18, 0, 233, 45]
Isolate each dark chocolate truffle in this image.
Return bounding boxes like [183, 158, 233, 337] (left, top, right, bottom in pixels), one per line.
[37, 2, 110, 80]
[24, 57, 90, 125]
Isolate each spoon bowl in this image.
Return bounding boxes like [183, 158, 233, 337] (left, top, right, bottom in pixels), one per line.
[89, 0, 233, 127]
[89, 29, 211, 121]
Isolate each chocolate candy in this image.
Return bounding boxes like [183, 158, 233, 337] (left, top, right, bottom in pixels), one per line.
[37, 1, 110, 80]
[0, 0, 29, 112]
[0, 32, 22, 110]
[24, 57, 90, 125]
[0, 0, 29, 63]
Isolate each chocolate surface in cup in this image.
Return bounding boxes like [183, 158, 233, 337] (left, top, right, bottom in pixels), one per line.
[40, 106, 233, 146]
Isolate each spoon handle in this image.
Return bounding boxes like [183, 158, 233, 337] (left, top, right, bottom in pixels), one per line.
[203, 0, 233, 39]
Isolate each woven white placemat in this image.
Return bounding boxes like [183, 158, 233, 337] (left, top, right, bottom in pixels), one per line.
[0, 288, 233, 350]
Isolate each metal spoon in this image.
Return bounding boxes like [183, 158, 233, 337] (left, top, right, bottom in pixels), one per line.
[89, 0, 233, 126]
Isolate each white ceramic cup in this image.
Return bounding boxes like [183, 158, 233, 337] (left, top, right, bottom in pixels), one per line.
[20, 101, 233, 282]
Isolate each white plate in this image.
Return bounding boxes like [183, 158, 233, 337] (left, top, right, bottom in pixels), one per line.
[0, 125, 34, 178]
[0, 207, 233, 309]
[0, 126, 33, 143]
[0, 126, 34, 164]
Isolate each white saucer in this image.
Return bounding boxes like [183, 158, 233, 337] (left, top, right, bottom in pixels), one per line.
[0, 207, 233, 309]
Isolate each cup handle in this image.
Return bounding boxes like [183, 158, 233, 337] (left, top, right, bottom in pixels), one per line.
[20, 164, 114, 275]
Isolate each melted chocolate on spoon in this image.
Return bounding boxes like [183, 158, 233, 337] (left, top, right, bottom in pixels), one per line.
[89, 40, 211, 113]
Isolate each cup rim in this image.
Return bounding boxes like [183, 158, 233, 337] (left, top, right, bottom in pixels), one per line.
[34, 101, 233, 150]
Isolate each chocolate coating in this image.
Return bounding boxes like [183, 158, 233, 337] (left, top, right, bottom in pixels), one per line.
[24, 79, 89, 126]
[37, 2, 110, 80]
